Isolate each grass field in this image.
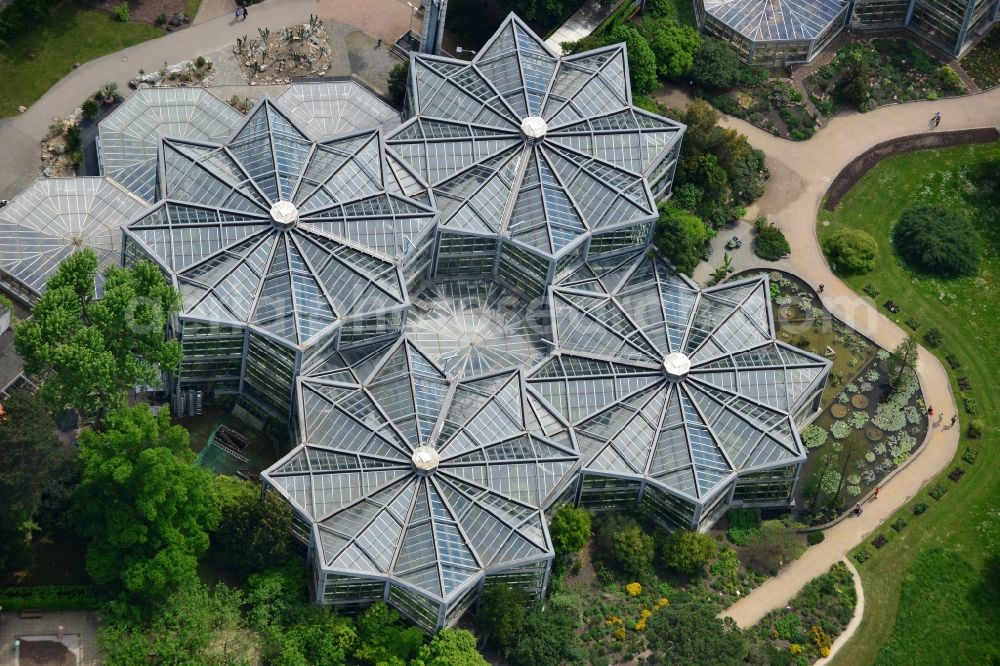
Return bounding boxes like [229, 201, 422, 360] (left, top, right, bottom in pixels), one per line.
[0, 4, 163, 117]
[817, 143, 1000, 665]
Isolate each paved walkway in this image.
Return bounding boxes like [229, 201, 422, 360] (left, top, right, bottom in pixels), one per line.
[698, 89, 1000, 629]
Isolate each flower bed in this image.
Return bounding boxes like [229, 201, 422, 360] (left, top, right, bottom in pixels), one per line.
[711, 79, 819, 140]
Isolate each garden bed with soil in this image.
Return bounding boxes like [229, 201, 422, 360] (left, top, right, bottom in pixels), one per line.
[960, 26, 1000, 89]
[805, 38, 965, 115]
[711, 79, 819, 140]
[87, 0, 191, 28]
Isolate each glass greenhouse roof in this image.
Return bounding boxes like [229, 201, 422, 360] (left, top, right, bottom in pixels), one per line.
[264, 337, 578, 602]
[0, 177, 147, 298]
[98, 88, 244, 203]
[527, 252, 831, 501]
[123, 99, 436, 349]
[277, 81, 401, 140]
[405, 280, 548, 378]
[386, 14, 683, 258]
[704, 0, 846, 42]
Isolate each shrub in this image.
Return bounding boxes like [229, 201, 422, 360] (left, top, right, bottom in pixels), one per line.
[962, 447, 979, 464]
[726, 508, 762, 546]
[893, 205, 981, 277]
[854, 549, 872, 564]
[654, 202, 711, 275]
[923, 327, 942, 348]
[741, 521, 804, 575]
[823, 228, 878, 274]
[755, 224, 791, 260]
[863, 283, 880, 298]
[81, 98, 100, 120]
[662, 529, 718, 576]
[801, 425, 827, 450]
[911, 502, 928, 515]
[948, 467, 965, 482]
[945, 353, 961, 369]
[613, 525, 655, 578]
[891, 518, 908, 532]
[872, 534, 889, 549]
[963, 397, 977, 415]
[0, 585, 106, 610]
[626, 582, 643, 597]
[807, 531, 825, 546]
[928, 484, 947, 500]
[114, 2, 129, 22]
[155, 12, 166, 24]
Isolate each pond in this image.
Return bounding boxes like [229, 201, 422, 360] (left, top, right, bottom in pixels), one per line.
[732, 270, 928, 524]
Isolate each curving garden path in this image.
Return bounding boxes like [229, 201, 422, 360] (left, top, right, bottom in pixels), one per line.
[0, 7, 998, 650]
[703, 90, 1000, 631]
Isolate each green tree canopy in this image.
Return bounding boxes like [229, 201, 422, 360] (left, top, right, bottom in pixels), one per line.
[887, 334, 919, 390]
[477, 582, 527, 655]
[549, 504, 592, 561]
[613, 524, 655, 578]
[823, 228, 878, 274]
[689, 38, 745, 90]
[413, 629, 489, 666]
[661, 529, 718, 576]
[211, 476, 293, 579]
[72, 404, 220, 602]
[654, 201, 711, 275]
[14, 250, 182, 423]
[387, 61, 409, 108]
[353, 601, 423, 665]
[740, 520, 804, 575]
[508, 594, 584, 666]
[641, 17, 702, 79]
[0, 389, 77, 573]
[608, 24, 658, 95]
[646, 602, 748, 665]
[893, 204, 981, 277]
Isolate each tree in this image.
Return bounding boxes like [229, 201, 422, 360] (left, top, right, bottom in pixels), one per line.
[477, 583, 527, 655]
[72, 404, 221, 603]
[0, 389, 77, 573]
[549, 504, 592, 563]
[607, 24, 658, 95]
[211, 476, 293, 579]
[654, 201, 711, 275]
[413, 629, 488, 666]
[508, 594, 583, 666]
[754, 223, 790, 260]
[646, 602, 748, 665]
[835, 52, 872, 111]
[893, 204, 981, 277]
[661, 529, 718, 576]
[502, 0, 576, 24]
[613, 524, 655, 577]
[269, 605, 357, 666]
[353, 602, 423, 665]
[740, 520, 804, 576]
[823, 228, 878, 274]
[14, 250, 182, 424]
[689, 38, 745, 90]
[387, 61, 409, 109]
[887, 335, 919, 390]
[642, 17, 702, 79]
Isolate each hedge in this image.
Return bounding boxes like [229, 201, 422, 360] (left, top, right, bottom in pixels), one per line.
[0, 584, 107, 610]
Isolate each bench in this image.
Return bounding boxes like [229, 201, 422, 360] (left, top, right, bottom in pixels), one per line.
[20, 609, 43, 619]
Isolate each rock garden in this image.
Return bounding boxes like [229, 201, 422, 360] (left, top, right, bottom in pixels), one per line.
[234, 15, 333, 86]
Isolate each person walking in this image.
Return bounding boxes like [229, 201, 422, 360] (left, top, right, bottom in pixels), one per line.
[951, 414, 957, 427]
[818, 283, 824, 293]
[873, 486, 879, 500]
[234, 5, 240, 21]
[242, 5, 248, 20]
[933, 112, 941, 127]
[927, 405, 934, 417]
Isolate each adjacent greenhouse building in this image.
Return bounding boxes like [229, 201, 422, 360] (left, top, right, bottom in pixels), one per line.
[0, 177, 147, 303]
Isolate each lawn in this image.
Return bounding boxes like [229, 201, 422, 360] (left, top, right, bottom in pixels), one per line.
[0, 3, 163, 117]
[816, 143, 1000, 665]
